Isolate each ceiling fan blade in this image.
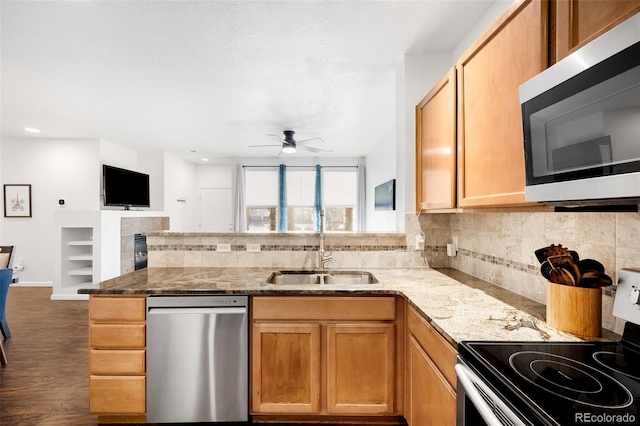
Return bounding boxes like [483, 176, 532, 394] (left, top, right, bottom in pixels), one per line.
[249, 144, 282, 148]
[296, 137, 325, 145]
[297, 145, 324, 153]
[268, 134, 285, 143]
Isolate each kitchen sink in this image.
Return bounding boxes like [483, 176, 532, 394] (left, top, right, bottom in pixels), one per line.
[266, 271, 378, 285]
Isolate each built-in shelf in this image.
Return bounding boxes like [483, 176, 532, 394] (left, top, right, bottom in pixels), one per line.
[60, 227, 95, 296]
[68, 254, 93, 261]
[69, 240, 93, 246]
[69, 267, 93, 276]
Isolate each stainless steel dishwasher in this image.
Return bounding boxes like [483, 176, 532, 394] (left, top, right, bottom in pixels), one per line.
[146, 295, 248, 423]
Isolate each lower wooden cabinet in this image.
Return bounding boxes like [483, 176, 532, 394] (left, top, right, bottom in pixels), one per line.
[406, 336, 456, 426]
[252, 323, 321, 413]
[251, 296, 398, 417]
[405, 306, 457, 426]
[327, 323, 395, 414]
[88, 296, 147, 422]
[89, 376, 146, 414]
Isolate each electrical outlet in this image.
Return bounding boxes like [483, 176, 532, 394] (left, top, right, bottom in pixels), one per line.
[452, 236, 459, 251]
[246, 243, 261, 252]
[216, 243, 231, 253]
[414, 235, 425, 251]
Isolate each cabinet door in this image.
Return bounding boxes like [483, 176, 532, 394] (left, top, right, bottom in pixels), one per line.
[326, 323, 395, 414]
[406, 336, 455, 426]
[251, 323, 321, 414]
[555, 0, 640, 62]
[457, 0, 547, 207]
[416, 67, 457, 211]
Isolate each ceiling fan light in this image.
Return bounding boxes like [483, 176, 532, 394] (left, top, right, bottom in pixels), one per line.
[282, 145, 296, 153]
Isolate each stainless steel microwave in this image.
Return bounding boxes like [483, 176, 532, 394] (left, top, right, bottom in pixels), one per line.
[520, 13, 640, 205]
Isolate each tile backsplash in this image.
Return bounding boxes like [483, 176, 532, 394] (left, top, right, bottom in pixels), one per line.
[414, 211, 640, 335]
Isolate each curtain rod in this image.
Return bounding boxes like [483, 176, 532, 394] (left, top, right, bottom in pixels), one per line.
[242, 165, 358, 169]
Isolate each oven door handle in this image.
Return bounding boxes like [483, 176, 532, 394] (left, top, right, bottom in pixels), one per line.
[455, 363, 527, 426]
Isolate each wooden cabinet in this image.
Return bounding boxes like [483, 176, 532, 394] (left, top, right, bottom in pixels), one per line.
[88, 295, 147, 424]
[554, 0, 640, 62]
[327, 324, 395, 414]
[416, 67, 457, 211]
[251, 296, 398, 417]
[456, 0, 547, 207]
[415, 1, 640, 210]
[405, 306, 457, 426]
[252, 323, 321, 413]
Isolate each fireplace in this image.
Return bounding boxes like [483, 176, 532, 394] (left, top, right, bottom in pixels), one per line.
[134, 234, 148, 270]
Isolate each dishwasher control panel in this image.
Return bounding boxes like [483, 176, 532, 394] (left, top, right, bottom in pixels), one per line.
[147, 295, 248, 308]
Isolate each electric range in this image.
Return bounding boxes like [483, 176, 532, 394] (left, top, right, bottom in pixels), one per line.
[456, 268, 640, 426]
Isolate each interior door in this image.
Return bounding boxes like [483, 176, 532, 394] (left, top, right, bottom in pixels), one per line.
[199, 188, 232, 231]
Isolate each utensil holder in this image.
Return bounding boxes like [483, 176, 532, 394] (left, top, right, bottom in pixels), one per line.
[546, 281, 602, 337]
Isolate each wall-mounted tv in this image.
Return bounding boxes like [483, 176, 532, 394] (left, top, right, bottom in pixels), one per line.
[103, 164, 150, 209]
[374, 179, 395, 211]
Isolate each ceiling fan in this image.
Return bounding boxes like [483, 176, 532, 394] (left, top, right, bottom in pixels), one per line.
[249, 130, 332, 154]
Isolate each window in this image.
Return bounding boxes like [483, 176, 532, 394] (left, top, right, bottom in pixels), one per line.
[243, 166, 359, 232]
[245, 169, 278, 231]
[286, 170, 315, 231]
[323, 169, 357, 231]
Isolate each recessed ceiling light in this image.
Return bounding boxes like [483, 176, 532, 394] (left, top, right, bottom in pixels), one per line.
[25, 127, 40, 133]
[201, 158, 209, 162]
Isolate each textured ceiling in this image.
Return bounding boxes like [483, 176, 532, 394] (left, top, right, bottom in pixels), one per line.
[1, 0, 499, 161]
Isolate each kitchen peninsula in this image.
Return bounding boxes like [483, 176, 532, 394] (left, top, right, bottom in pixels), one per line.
[80, 242, 614, 425]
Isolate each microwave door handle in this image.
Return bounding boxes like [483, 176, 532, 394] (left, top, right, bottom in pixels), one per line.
[455, 364, 527, 426]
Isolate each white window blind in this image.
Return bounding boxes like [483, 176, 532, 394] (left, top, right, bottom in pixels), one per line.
[286, 170, 315, 206]
[245, 170, 278, 205]
[323, 170, 357, 205]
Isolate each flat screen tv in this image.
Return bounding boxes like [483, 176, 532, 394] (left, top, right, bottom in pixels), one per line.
[103, 164, 150, 209]
[374, 179, 395, 211]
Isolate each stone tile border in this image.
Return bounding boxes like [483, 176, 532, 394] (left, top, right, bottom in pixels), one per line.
[149, 244, 411, 252]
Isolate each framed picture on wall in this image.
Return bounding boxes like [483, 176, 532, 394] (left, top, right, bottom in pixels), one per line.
[4, 184, 32, 218]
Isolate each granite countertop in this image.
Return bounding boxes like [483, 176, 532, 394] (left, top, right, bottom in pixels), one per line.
[80, 266, 620, 346]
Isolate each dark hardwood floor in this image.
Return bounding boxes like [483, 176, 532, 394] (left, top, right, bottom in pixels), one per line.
[0, 287, 405, 426]
[0, 287, 97, 426]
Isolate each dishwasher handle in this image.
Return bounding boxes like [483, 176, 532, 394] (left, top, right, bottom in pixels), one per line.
[147, 307, 247, 315]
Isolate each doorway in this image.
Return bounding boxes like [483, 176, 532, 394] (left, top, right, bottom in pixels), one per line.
[199, 188, 232, 231]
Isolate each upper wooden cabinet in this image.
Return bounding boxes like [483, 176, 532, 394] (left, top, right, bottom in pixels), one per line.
[416, 1, 640, 211]
[416, 68, 457, 211]
[456, 0, 548, 208]
[554, 0, 640, 62]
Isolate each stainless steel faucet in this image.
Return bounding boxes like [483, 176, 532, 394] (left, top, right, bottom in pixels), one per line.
[318, 210, 332, 270]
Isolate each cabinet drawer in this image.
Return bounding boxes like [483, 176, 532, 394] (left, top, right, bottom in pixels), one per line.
[407, 306, 457, 388]
[90, 324, 146, 349]
[253, 297, 396, 321]
[89, 376, 145, 414]
[90, 350, 145, 375]
[90, 296, 146, 322]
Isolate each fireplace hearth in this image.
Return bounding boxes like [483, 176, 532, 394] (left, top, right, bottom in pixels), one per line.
[134, 234, 148, 270]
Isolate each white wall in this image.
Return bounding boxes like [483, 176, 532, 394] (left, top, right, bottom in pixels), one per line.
[163, 152, 198, 231]
[366, 126, 397, 231]
[100, 140, 138, 171]
[196, 163, 234, 189]
[451, 0, 514, 62]
[138, 151, 166, 211]
[1, 138, 100, 284]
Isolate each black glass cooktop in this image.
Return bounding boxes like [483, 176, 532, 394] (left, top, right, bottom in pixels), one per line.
[459, 340, 640, 426]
